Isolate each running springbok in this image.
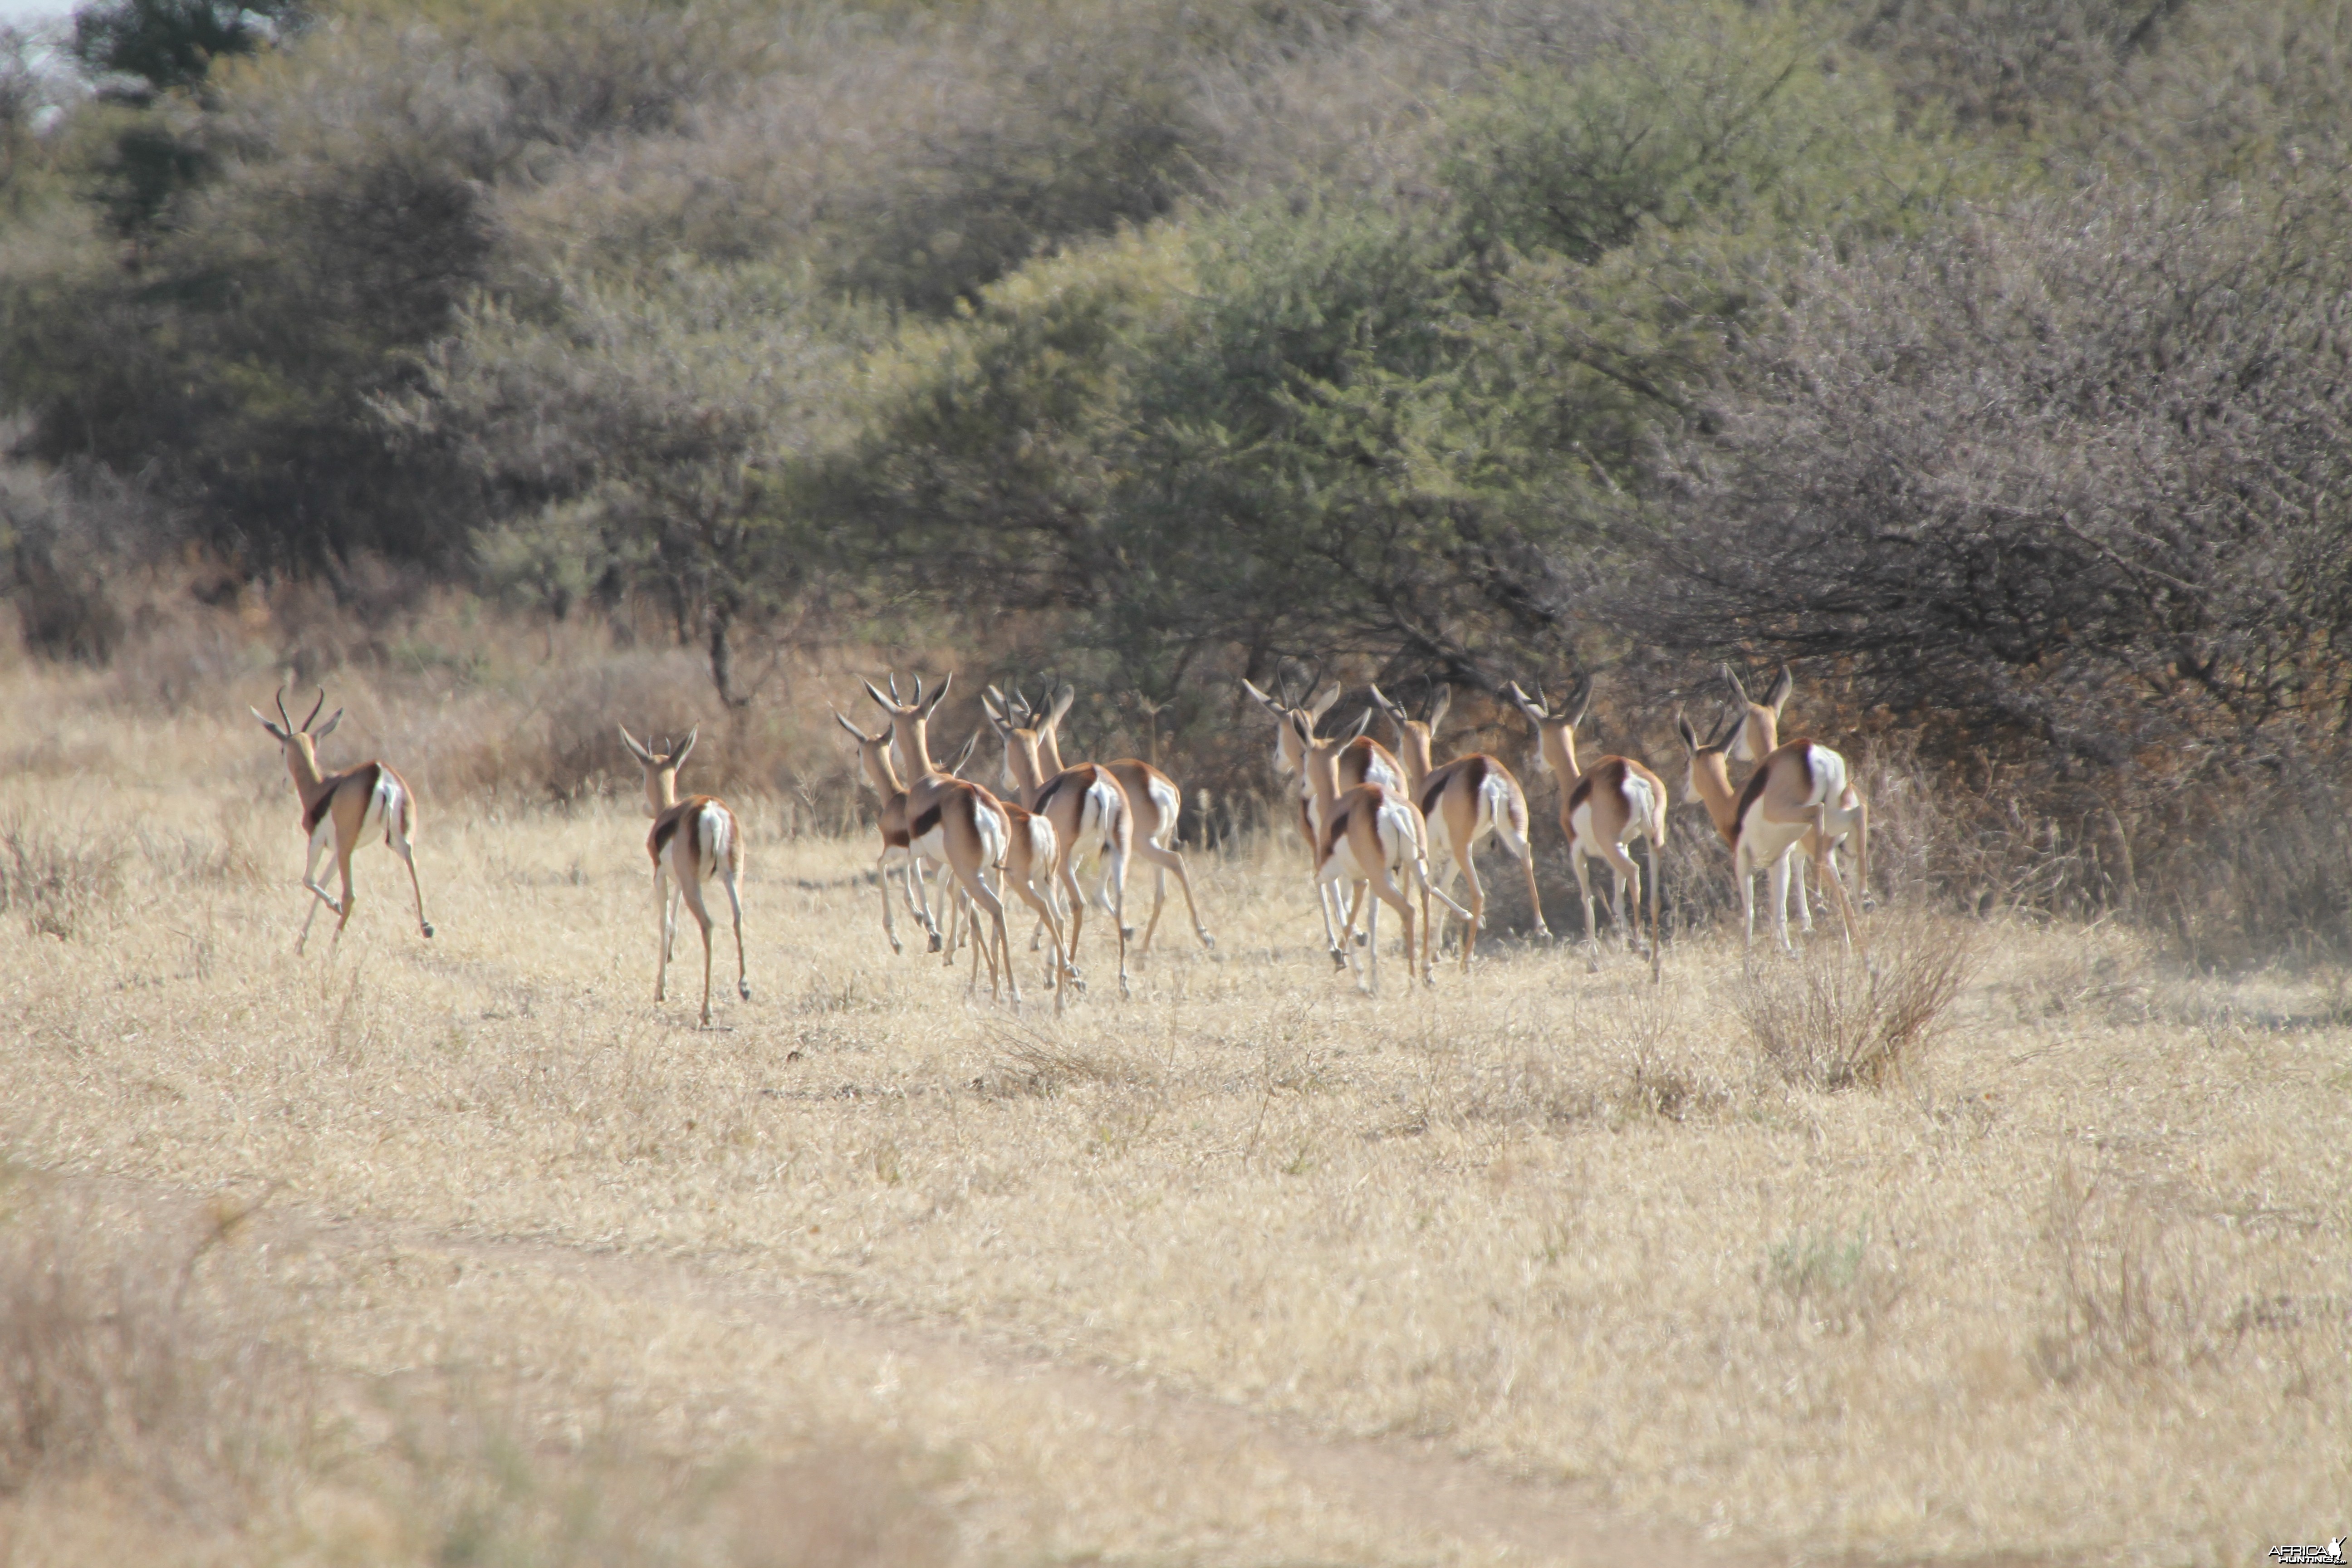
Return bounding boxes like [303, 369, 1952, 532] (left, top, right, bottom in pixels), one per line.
[996, 683, 1214, 956]
[251, 687, 433, 954]
[837, 710, 986, 956]
[1291, 708, 1471, 994]
[1508, 677, 1666, 975]
[1720, 661, 1862, 932]
[979, 687, 1133, 999]
[1675, 708, 1867, 953]
[1241, 673, 1409, 965]
[861, 673, 1021, 1004]
[618, 727, 749, 1026]
[1367, 682, 1548, 970]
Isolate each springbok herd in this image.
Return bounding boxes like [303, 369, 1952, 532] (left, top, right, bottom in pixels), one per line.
[251, 663, 1872, 1025]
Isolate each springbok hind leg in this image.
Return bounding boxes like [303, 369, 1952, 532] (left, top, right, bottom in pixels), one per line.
[389, 823, 433, 938]
[721, 867, 749, 1002]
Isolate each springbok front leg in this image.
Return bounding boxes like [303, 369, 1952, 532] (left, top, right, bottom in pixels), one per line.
[296, 823, 338, 954]
[653, 864, 676, 1001]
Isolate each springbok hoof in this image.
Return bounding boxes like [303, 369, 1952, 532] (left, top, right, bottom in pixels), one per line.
[927, 933, 943, 953]
[1328, 949, 1348, 970]
[738, 980, 752, 1000]
[420, 922, 435, 938]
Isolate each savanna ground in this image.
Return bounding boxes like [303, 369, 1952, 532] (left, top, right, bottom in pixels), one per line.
[0, 657, 2346, 1567]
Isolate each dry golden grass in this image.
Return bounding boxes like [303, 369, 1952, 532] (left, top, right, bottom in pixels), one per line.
[0, 659, 2345, 1566]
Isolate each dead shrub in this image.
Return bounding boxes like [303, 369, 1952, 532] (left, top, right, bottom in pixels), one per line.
[1737, 911, 1977, 1090]
[0, 1186, 302, 1512]
[985, 1021, 1164, 1098]
[0, 815, 123, 939]
[2032, 1165, 2235, 1384]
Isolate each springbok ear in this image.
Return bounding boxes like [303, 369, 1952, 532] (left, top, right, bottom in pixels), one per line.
[1506, 682, 1545, 725]
[674, 727, 698, 768]
[250, 707, 289, 741]
[1308, 684, 1342, 720]
[1046, 682, 1075, 728]
[1720, 662, 1751, 707]
[919, 671, 953, 716]
[947, 730, 980, 775]
[1676, 712, 1701, 755]
[1767, 663, 1794, 714]
[1367, 684, 1403, 721]
[1427, 685, 1452, 729]
[619, 725, 657, 764]
[862, 678, 897, 713]
[1240, 678, 1280, 713]
[1347, 707, 1373, 741]
[314, 709, 344, 741]
[831, 709, 869, 743]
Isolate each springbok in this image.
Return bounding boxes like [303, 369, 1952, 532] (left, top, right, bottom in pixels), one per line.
[1367, 682, 1548, 970]
[979, 687, 1133, 999]
[1240, 673, 1410, 965]
[837, 709, 984, 956]
[1291, 708, 1471, 994]
[618, 727, 749, 1026]
[1675, 708, 1867, 953]
[997, 683, 1214, 956]
[250, 687, 433, 954]
[1507, 677, 1666, 975]
[861, 673, 1021, 1004]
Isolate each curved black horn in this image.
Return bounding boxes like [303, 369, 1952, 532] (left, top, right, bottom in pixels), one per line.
[302, 688, 327, 732]
[273, 686, 293, 732]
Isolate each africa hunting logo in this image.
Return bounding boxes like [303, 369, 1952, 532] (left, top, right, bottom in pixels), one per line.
[2268, 1539, 2346, 1564]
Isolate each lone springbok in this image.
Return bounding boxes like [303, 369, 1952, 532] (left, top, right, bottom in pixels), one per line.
[1367, 682, 1548, 970]
[1507, 677, 1666, 975]
[618, 726, 749, 1026]
[1291, 708, 1472, 993]
[250, 687, 432, 954]
[1675, 708, 1867, 953]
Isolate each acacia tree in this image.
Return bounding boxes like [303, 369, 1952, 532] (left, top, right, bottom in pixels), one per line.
[1638, 189, 2352, 763]
[397, 265, 875, 706]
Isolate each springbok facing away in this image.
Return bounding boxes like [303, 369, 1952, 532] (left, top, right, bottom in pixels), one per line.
[834, 707, 945, 956]
[1002, 682, 1214, 956]
[1723, 662, 1794, 769]
[618, 726, 749, 1027]
[979, 686, 1132, 999]
[1507, 678, 1666, 975]
[861, 673, 1020, 1005]
[1367, 682, 1549, 971]
[1240, 674, 1409, 966]
[1291, 709, 1472, 994]
[937, 790, 1072, 1010]
[250, 686, 433, 954]
[1675, 709, 1867, 953]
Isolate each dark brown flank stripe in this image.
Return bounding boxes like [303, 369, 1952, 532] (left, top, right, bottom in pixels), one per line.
[1732, 741, 1815, 844]
[910, 802, 942, 839]
[305, 762, 380, 835]
[1421, 755, 1487, 820]
[884, 826, 911, 849]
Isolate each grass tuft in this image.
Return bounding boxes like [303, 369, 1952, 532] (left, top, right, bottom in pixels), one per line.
[1737, 911, 1978, 1090]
